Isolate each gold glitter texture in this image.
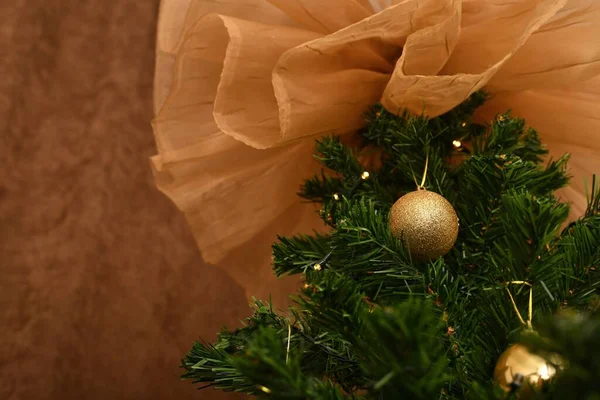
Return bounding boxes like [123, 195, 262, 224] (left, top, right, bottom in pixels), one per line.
[389, 190, 458, 261]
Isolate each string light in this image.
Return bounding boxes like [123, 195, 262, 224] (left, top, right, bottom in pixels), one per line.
[333, 193, 340, 201]
[303, 283, 310, 289]
[452, 140, 462, 148]
[497, 115, 506, 122]
[304, 249, 334, 273]
[361, 171, 370, 180]
[461, 122, 467, 127]
[260, 386, 272, 394]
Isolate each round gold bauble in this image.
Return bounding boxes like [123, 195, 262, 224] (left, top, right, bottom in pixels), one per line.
[389, 190, 459, 261]
[494, 344, 558, 398]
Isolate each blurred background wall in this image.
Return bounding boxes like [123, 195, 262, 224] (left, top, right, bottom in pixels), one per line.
[1, 1, 246, 399]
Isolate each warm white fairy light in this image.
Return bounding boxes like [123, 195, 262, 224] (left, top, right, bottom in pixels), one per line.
[260, 386, 272, 394]
[361, 171, 370, 180]
[453, 140, 462, 148]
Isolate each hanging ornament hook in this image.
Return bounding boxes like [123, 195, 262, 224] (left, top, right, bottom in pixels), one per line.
[413, 150, 430, 191]
[505, 281, 533, 330]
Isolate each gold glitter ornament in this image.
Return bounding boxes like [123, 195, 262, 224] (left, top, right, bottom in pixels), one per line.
[494, 344, 559, 398]
[389, 190, 458, 261]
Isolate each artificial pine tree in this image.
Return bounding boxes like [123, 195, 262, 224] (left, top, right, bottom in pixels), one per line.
[182, 94, 600, 399]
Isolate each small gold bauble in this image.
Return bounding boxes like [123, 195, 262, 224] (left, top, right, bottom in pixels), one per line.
[389, 190, 459, 261]
[494, 344, 558, 398]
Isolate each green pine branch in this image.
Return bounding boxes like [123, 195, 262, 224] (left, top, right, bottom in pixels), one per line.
[183, 92, 600, 399]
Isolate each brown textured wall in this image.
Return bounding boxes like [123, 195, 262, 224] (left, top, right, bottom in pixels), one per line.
[1, 1, 245, 399]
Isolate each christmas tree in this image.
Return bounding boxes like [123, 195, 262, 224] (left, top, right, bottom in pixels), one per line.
[181, 94, 600, 399]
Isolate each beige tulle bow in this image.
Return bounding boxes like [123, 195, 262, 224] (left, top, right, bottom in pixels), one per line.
[152, 0, 600, 303]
